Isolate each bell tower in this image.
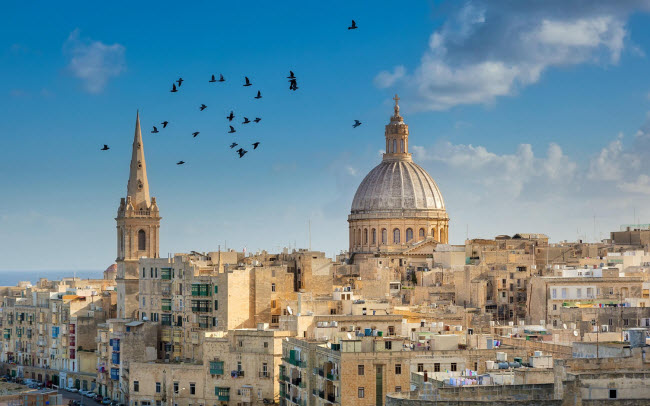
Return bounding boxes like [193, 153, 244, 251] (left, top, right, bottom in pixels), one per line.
[115, 111, 161, 319]
[383, 94, 410, 161]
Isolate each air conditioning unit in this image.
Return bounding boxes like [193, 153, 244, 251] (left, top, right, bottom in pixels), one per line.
[601, 325, 609, 332]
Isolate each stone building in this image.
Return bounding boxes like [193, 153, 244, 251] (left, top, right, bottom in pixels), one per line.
[348, 96, 449, 256]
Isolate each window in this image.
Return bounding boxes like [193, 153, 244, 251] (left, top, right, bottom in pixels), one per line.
[174, 382, 179, 394]
[609, 287, 614, 295]
[271, 300, 276, 308]
[358, 387, 365, 398]
[271, 315, 279, 324]
[156, 382, 161, 393]
[393, 228, 401, 244]
[624, 319, 629, 326]
[576, 288, 582, 298]
[138, 230, 146, 251]
[406, 228, 413, 242]
[431, 228, 436, 240]
[419, 228, 425, 238]
[552, 289, 557, 299]
[271, 283, 276, 292]
[609, 389, 617, 399]
[395, 386, 401, 392]
[561, 288, 567, 299]
[214, 300, 218, 311]
[381, 229, 387, 244]
[358, 365, 364, 375]
[372, 229, 376, 244]
[587, 288, 593, 298]
[400, 139, 404, 153]
[553, 304, 557, 311]
[434, 363, 440, 372]
[451, 363, 457, 372]
[190, 383, 195, 395]
[392, 139, 397, 153]
[363, 229, 368, 244]
[417, 363, 424, 372]
[133, 381, 139, 392]
[395, 364, 401, 374]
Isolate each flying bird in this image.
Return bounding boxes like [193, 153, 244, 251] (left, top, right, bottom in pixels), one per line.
[228, 125, 236, 133]
[230, 142, 238, 149]
[242, 117, 251, 124]
[161, 121, 169, 128]
[237, 148, 248, 158]
[151, 126, 159, 133]
[101, 145, 110, 151]
[177, 78, 184, 87]
[170, 83, 178, 93]
[348, 20, 358, 30]
[353, 120, 362, 128]
[209, 75, 217, 83]
[252, 142, 260, 149]
[176, 161, 185, 165]
[192, 132, 200, 138]
[200, 104, 207, 111]
[289, 79, 298, 91]
[287, 71, 296, 79]
[243, 76, 252, 87]
[219, 74, 225, 82]
[253, 117, 261, 123]
[227, 111, 235, 121]
[254, 90, 262, 99]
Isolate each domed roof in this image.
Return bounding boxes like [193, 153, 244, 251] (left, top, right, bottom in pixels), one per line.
[351, 159, 445, 214]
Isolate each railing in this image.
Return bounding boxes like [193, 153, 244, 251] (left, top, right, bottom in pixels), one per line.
[326, 373, 338, 381]
[259, 371, 270, 378]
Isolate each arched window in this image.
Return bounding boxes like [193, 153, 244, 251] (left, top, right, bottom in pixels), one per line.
[406, 228, 413, 242]
[392, 139, 397, 153]
[419, 228, 425, 239]
[357, 229, 361, 246]
[432, 228, 437, 241]
[400, 139, 405, 153]
[393, 228, 401, 244]
[371, 229, 376, 245]
[138, 229, 146, 251]
[363, 229, 368, 244]
[118, 228, 124, 256]
[381, 229, 387, 244]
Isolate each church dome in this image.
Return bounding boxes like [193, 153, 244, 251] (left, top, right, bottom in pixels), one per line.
[351, 159, 445, 214]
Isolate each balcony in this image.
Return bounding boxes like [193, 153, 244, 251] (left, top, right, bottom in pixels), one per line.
[326, 373, 339, 381]
[259, 371, 270, 378]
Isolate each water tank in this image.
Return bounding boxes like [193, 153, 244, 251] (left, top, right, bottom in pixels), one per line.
[497, 362, 509, 369]
[485, 360, 495, 370]
[508, 362, 521, 368]
[364, 328, 371, 336]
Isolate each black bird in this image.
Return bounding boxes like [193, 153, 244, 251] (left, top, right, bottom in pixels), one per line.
[253, 117, 261, 123]
[171, 83, 178, 93]
[230, 142, 238, 149]
[176, 161, 185, 165]
[242, 117, 251, 124]
[348, 20, 358, 30]
[353, 120, 362, 128]
[200, 104, 207, 111]
[101, 144, 110, 151]
[243, 76, 252, 86]
[209, 74, 217, 83]
[228, 125, 236, 133]
[218, 74, 225, 82]
[254, 90, 262, 99]
[192, 132, 200, 138]
[289, 79, 298, 91]
[161, 121, 169, 128]
[177, 77, 184, 87]
[252, 142, 260, 149]
[237, 148, 248, 158]
[287, 70, 296, 79]
[226, 111, 235, 121]
[151, 126, 159, 133]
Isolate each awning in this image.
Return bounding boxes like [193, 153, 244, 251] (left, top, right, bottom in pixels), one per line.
[125, 321, 144, 327]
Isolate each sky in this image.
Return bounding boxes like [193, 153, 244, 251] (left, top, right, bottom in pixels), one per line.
[3, 1, 650, 270]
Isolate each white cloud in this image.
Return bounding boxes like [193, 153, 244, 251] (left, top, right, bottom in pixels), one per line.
[377, 1, 650, 110]
[64, 29, 126, 93]
[374, 66, 406, 88]
[412, 141, 576, 198]
[620, 174, 650, 194]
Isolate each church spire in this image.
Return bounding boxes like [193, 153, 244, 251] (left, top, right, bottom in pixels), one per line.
[126, 111, 151, 210]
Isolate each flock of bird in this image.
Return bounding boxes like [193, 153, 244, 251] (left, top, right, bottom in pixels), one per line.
[101, 20, 362, 164]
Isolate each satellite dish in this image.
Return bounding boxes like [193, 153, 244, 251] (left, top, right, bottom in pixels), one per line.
[573, 330, 578, 336]
[285, 337, 289, 341]
[562, 324, 567, 330]
[287, 306, 293, 315]
[347, 333, 352, 339]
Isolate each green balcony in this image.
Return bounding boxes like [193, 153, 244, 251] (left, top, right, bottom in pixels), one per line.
[215, 387, 229, 401]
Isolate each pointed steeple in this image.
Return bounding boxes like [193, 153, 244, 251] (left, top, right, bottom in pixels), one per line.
[126, 111, 151, 210]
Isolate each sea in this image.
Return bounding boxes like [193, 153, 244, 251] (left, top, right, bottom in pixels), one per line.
[0, 270, 104, 287]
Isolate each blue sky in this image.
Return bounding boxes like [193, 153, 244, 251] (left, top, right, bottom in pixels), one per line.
[3, 1, 650, 270]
